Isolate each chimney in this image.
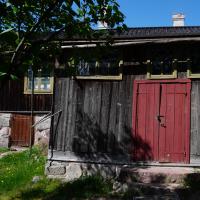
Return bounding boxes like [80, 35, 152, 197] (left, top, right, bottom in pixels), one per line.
[172, 13, 185, 26]
[97, 21, 108, 29]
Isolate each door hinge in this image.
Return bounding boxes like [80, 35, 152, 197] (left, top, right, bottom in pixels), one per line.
[184, 151, 187, 157]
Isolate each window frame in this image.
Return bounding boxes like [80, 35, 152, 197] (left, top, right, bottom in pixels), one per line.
[147, 59, 177, 79]
[187, 59, 200, 78]
[74, 60, 123, 80]
[24, 70, 54, 94]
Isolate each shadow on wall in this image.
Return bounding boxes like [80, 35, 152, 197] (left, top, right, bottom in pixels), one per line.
[69, 111, 153, 163]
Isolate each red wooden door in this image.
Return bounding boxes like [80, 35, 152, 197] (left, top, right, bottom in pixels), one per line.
[10, 114, 31, 146]
[132, 80, 191, 163]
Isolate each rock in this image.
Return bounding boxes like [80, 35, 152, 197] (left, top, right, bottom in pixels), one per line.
[65, 163, 82, 181]
[32, 176, 41, 183]
[0, 114, 11, 128]
[34, 129, 49, 146]
[0, 127, 10, 147]
[46, 165, 66, 176]
[113, 181, 128, 193]
[34, 116, 51, 132]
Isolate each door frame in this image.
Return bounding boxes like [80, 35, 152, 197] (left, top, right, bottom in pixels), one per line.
[132, 79, 191, 163]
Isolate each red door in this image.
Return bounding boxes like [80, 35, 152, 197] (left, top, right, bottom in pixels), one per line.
[132, 80, 191, 163]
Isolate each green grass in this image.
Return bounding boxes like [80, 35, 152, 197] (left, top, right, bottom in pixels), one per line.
[0, 147, 10, 154]
[17, 175, 113, 200]
[0, 147, 46, 199]
[0, 148, 113, 200]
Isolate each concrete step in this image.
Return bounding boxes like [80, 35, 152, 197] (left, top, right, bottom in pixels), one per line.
[119, 166, 197, 184]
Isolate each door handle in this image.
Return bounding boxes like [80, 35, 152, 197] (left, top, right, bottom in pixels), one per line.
[157, 115, 164, 122]
[157, 115, 166, 127]
[160, 123, 166, 127]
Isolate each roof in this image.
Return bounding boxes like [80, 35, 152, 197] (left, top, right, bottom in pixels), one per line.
[58, 26, 200, 48]
[111, 26, 200, 39]
[56, 26, 200, 42]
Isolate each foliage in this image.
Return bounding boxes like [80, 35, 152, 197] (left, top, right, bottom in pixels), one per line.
[0, 0, 126, 79]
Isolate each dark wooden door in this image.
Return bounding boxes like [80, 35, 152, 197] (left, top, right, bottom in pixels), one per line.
[11, 114, 31, 146]
[133, 80, 191, 163]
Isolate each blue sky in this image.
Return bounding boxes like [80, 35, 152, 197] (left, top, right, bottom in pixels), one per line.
[117, 0, 200, 27]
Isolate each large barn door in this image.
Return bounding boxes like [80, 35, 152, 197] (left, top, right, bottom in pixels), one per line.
[133, 80, 191, 163]
[10, 114, 31, 146]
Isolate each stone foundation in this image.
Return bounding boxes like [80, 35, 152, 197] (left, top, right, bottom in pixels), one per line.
[34, 115, 51, 147]
[45, 160, 120, 181]
[0, 114, 11, 147]
[0, 113, 51, 148]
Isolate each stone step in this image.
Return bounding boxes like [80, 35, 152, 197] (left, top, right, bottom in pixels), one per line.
[119, 166, 197, 184]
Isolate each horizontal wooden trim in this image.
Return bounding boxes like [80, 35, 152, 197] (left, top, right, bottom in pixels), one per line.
[147, 74, 177, 79]
[187, 69, 200, 78]
[61, 37, 200, 47]
[24, 90, 53, 94]
[48, 151, 200, 166]
[48, 150, 131, 165]
[0, 111, 50, 114]
[75, 73, 122, 80]
[134, 79, 191, 84]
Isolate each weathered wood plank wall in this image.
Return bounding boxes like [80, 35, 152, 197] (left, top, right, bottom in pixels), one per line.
[190, 80, 200, 163]
[52, 74, 142, 160]
[0, 80, 52, 112]
[52, 70, 200, 164]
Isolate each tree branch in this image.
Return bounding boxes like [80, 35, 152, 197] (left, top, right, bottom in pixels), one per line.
[10, 0, 62, 65]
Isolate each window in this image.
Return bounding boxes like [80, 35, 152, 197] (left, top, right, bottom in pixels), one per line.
[68, 48, 123, 80]
[74, 59, 123, 80]
[187, 58, 200, 78]
[24, 68, 53, 94]
[147, 59, 177, 79]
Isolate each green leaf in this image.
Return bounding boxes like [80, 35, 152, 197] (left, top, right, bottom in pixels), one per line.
[0, 72, 6, 77]
[10, 74, 18, 80]
[0, 28, 14, 36]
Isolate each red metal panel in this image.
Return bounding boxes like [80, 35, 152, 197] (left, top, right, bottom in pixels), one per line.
[133, 80, 191, 163]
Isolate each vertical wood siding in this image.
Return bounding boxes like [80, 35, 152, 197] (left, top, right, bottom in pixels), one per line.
[190, 80, 200, 163]
[0, 80, 52, 111]
[52, 75, 137, 158]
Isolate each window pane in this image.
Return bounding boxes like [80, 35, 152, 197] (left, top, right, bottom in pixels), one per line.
[191, 59, 200, 74]
[41, 77, 51, 90]
[26, 67, 52, 93]
[162, 59, 173, 75]
[152, 59, 173, 75]
[77, 60, 95, 75]
[152, 61, 162, 75]
[34, 77, 40, 90]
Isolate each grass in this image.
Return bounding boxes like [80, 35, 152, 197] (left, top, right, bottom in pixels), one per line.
[0, 148, 114, 200]
[0, 147, 10, 154]
[0, 147, 46, 199]
[4, 147, 189, 200]
[17, 175, 113, 200]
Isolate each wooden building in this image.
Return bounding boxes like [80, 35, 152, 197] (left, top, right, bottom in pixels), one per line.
[47, 26, 200, 176]
[2, 26, 200, 176]
[0, 75, 53, 147]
